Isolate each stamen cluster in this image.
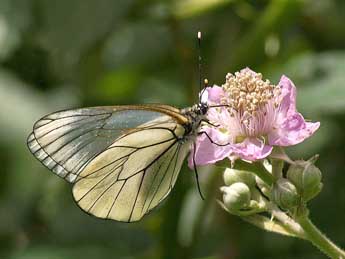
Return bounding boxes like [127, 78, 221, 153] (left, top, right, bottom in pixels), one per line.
[222, 69, 281, 115]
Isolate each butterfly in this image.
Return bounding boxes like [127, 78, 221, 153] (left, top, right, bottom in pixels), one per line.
[26, 31, 229, 222]
[26, 96, 222, 222]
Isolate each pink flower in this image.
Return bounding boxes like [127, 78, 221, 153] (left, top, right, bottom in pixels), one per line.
[190, 68, 320, 166]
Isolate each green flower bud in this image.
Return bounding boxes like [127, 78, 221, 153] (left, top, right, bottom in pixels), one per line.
[223, 168, 256, 188]
[272, 179, 300, 210]
[220, 183, 251, 210]
[287, 159, 323, 201]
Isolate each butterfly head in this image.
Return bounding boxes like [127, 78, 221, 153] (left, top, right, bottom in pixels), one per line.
[197, 102, 208, 116]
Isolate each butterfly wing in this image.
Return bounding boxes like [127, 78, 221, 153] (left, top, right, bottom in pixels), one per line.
[27, 105, 187, 182]
[73, 120, 190, 222]
[27, 105, 191, 222]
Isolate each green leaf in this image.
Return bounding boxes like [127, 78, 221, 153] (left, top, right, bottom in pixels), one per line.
[241, 214, 301, 238]
[172, 0, 233, 19]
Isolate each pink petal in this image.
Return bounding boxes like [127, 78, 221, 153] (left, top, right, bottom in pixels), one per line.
[268, 112, 320, 146]
[188, 127, 231, 168]
[278, 75, 297, 118]
[206, 85, 224, 103]
[230, 138, 273, 161]
[271, 76, 320, 146]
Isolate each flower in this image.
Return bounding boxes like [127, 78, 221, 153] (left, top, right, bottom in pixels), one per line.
[190, 68, 320, 166]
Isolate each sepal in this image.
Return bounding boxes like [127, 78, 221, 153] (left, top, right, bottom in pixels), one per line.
[255, 175, 271, 198]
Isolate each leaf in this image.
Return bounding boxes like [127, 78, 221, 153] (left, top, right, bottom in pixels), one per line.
[241, 214, 300, 238]
[172, 0, 233, 19]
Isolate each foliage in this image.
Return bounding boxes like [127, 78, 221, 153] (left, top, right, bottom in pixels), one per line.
[0, 0, 344, 258]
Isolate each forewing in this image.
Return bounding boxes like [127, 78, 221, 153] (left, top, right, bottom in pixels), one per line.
[27, 106, 179, 182]
[72, 122, 190, 222]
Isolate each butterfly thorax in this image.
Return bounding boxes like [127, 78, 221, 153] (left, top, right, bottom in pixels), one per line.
[180, 103, 208, 137]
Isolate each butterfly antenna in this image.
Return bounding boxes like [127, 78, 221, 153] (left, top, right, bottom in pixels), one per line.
[193, 142, 205, 200]
[197, 31, 202, 103]
[197, 31, 208, 104]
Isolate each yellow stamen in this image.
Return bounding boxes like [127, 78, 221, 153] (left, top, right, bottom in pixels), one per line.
[222, 69, 279, 114]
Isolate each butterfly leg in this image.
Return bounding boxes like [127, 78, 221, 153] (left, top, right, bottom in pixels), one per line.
[199, 118, 220, 128]
[192, 142, 205, 200]
[197, 131, 230, 147]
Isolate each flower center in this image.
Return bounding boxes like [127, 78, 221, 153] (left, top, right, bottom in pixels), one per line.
[219, 68, 282, 138]
[222, 69, 281, 116]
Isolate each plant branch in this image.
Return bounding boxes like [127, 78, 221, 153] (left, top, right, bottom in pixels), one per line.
[295, 215, 345, 259]
[271, 158, 283, 181]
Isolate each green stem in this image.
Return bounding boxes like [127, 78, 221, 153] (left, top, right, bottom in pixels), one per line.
[271, 158, 283, 181]
[296, 216, 345, 259]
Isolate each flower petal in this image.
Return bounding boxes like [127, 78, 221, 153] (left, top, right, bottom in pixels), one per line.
[206, 85, 224, 103]
[268, 112, 320, 146]
[230, 138, 273, 161]
[188, 127, 231, 168]
[278, 75, 297, 118]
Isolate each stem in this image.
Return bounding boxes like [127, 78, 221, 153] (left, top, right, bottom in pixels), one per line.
[296, 216, 345, 259]
[271, 158, 283, 181]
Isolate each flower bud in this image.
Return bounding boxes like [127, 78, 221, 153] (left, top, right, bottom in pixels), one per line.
[287, 159, 322, 201]
[223, 168, 256, 188]
[220, 183, 251, 210]
[272, 179, 299, 210]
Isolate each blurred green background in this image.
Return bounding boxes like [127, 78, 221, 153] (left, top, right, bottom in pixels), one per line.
[1, 0, 345, 258]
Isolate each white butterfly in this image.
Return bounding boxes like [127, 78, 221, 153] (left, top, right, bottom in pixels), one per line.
[27, 102, 212, 222]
